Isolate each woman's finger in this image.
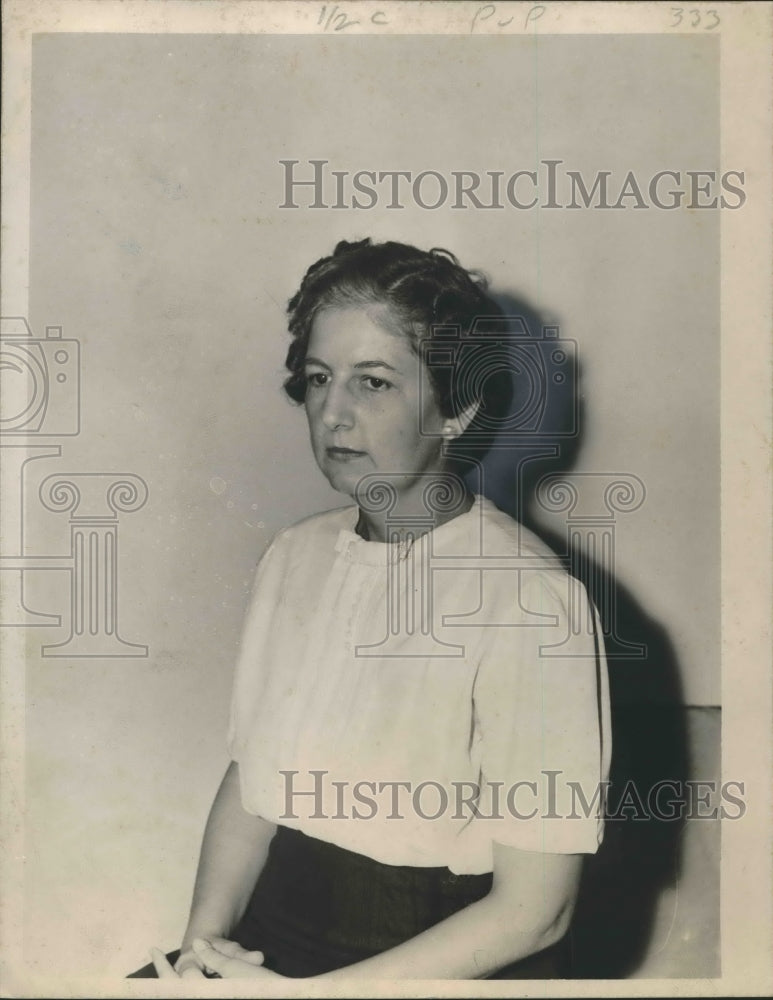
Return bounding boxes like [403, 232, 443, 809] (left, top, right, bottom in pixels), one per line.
[179, 965, 207, 979]
[174, 951, 205, 978]
[205, 937, 265, 965]
[191, 938, 272, 978]
[150, 948, 180, 979]
[202, 937, 248, 958]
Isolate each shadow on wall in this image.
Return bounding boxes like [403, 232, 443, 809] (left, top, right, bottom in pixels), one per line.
[462, 290, 692, 978]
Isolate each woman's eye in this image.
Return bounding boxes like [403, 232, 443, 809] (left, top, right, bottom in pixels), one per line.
[362, 376, 391, 392]
[305, 372, 328, 387]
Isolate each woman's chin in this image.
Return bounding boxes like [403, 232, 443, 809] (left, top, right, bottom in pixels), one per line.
[321, 467, 361, 498]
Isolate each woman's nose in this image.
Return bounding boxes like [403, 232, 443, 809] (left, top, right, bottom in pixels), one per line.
[320, 385, 354, 430]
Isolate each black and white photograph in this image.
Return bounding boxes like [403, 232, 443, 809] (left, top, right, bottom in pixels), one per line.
[1, 1, 771, 995]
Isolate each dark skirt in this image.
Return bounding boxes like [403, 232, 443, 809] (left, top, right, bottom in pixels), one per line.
[130, 825, 570, 979]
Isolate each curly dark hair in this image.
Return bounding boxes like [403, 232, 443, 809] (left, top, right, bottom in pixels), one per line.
[283, 239, 512, 448]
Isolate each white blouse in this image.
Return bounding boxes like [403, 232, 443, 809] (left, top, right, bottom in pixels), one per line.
[228, 496, 611, 875]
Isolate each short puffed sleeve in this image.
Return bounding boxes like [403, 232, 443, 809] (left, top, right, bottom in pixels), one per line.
[227, 533, 289, 764]
[469, 568, 611, 855]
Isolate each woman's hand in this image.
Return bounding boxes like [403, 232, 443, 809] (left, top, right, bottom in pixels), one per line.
[174, 947, 206, 978]
[151, 948, 205, 979]
[151, 939, 284, 980]
[192, 938, 283, 979]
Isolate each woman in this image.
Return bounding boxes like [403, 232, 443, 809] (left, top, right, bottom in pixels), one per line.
[145, 238, 611, 981]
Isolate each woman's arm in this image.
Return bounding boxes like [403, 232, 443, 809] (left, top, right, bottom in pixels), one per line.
[176, 760, 275, 970]
[191, 840, 583, 980]
[320, 841, 582, 980]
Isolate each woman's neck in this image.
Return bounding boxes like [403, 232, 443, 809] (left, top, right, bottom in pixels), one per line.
[355, 487, 474, 544]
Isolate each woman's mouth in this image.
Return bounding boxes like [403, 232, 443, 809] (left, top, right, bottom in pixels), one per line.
[326, 446, 367, 462]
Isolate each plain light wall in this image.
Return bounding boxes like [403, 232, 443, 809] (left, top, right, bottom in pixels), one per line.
[21, 32, 719, 975]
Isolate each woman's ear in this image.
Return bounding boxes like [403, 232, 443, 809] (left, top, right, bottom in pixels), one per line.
[442, 400, 479, 441]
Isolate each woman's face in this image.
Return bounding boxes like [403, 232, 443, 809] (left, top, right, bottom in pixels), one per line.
[303, 304, 449, 502]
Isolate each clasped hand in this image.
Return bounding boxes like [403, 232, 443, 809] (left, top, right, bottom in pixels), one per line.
[151, 937, 284, 979]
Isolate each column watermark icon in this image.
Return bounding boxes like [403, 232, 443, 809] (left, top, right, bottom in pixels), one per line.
[536, 472, 647, 658]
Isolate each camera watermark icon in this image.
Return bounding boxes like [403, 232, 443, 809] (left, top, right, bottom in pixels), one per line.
[0, 317, 80, 436]
[0, 316, 149, 657]
[420, 316, 578, 441]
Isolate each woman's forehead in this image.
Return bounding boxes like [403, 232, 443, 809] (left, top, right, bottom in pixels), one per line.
[308, 304, 419, 366]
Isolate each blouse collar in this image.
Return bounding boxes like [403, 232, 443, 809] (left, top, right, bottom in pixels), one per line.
[334, 495, 487, 566]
